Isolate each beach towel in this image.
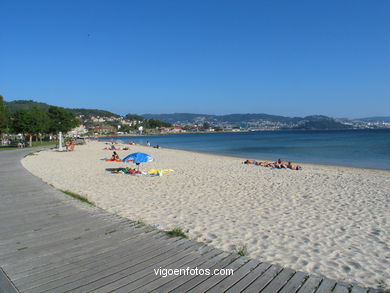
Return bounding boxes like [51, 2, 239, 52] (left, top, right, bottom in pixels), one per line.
[147, 169, 174, 176]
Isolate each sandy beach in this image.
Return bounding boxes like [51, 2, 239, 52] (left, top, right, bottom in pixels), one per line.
[22, 141, 390, 288]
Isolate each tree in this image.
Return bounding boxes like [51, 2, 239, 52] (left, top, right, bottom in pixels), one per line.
[11, 107, 50, 146]
[201, 122, 211, 130]
[29, 106, 50, 142]
[143, 118, 171, 128]
[125, 113, 144, 121]
[0, 95, 10, 137]
[12, 109, 32, 146]
[47, 106, 79, 133]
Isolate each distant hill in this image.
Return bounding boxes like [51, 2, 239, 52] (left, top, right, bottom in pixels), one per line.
[294, 119, 350, 130]
[142, 113, 303, 124]
[142, 113, 350, 129]
[67, 108, 120, 118]
[142, 113, 215, 124]
[5, 100, 120, 118]
[357, 117, 390, 122]
[4, 100, 353, 130]
[5, 100, 51, 112]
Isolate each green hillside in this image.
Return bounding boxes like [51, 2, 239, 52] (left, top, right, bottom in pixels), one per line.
[142, 112, 349, 129]
[5, 100, 119, 118]
[6, 100, 51, 112]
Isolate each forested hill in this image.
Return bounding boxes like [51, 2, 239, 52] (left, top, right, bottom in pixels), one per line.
[5, 100, 51, 112]
[67, 108, 120, 118]
[142, 113, 341, 125]
[5, 100, 119, 117]
[142, 113, 302, 124]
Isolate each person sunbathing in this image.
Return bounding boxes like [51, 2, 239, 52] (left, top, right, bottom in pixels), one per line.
[277, 158, 288, 165]
[244, 159, 258, 164]
[288, 162, 302, 170]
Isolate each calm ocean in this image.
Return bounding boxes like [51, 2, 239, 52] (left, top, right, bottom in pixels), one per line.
[102, 129, 390, 170]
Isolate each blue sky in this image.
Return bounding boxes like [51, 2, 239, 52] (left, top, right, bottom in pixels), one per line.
[1, 0, 389, 118]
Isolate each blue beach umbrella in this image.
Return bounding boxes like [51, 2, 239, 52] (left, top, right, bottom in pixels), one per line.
[122, 152, 155, 170]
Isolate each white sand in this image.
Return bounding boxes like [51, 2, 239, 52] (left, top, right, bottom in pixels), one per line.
[22, 141, 390, 288]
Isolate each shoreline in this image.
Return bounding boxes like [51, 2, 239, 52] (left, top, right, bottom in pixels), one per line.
[98, 138, 390, 173]
[22, 141, 390, 288]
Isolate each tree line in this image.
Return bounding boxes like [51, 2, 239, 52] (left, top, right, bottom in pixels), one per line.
[0, 95, 79, 146]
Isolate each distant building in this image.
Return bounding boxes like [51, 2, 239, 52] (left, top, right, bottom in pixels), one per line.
[67, 125, 88, 137]
[160, 126, 183, 132]
[93, 126, 117, 134]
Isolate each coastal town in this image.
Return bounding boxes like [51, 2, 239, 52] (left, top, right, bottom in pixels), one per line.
[69, 112, 390, 137]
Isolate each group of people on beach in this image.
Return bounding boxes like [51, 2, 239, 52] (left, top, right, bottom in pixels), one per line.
[65, 140, 75, 151]
[244, 158, 302, 170]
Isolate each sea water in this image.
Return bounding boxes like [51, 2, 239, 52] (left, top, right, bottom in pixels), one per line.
[102, 129, 390, 170]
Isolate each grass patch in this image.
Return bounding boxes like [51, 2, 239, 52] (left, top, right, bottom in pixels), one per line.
[135, 219, 145, 226]
[167, 227, 188, 239]
[0, 146, 17, 151]
[24, 152, 37, 157]
[31, 141, 56, 147]
[105, 229, 117, 235]
[61, 190, 94, 206]
[0, 141, 55, 151]
[235, 244, 248, 256]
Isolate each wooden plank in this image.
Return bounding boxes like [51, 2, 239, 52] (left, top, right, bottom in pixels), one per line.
[262, 268, 296, 293]
[134, 248, 222, 293]
[316, 278, 336, 293]
[151, 252, 229, 293]
[184, 257, 249, 293]
[7, 224, 157, 277]
[28, 240, 201, 293]
[224, 262, 271, 293]
[14, 232, 174, 290]
[0, 212, 92, 243]
[0, 215, 116, 254]
[241, 264, 283, 293]
[168, 254, 239, 293]
[66, 241, 204, 293]
[18, 237, 187, 292]
[296, 275, 322, 293]
[333, 283, 350, 293]
[279, 271, 308, 293]
[0, 267, 19, 293]
[114, 246, 216, 292]
[351, 286, 368, 293]
[206, 259, 260, 293]
[0, 220, 129, 263]
[11, 227, 164, 280]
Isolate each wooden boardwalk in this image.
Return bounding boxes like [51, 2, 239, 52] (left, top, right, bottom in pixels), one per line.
[0, 148, 381, 293]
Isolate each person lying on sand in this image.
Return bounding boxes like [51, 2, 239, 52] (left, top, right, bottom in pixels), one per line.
[287, 162, 302, 170]
[244, 159, 302, 170]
